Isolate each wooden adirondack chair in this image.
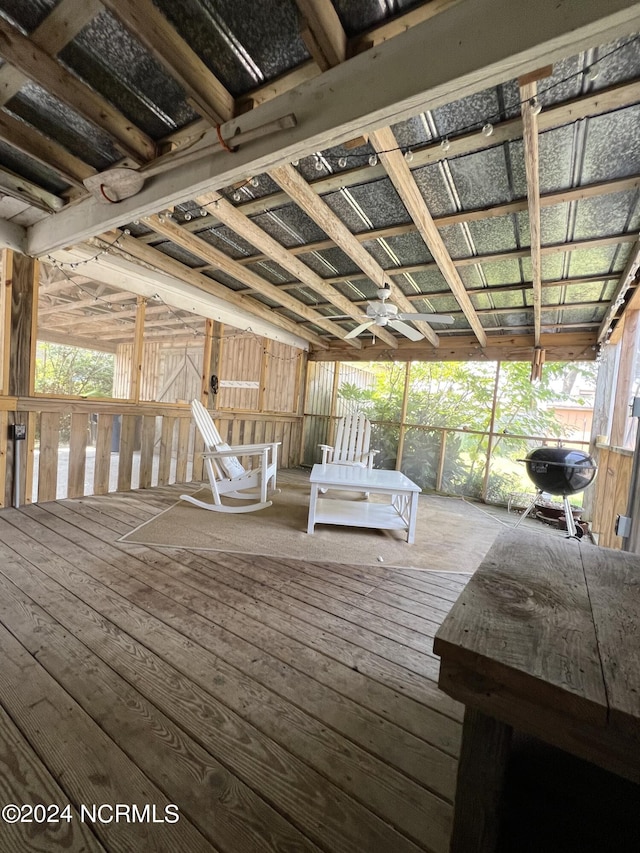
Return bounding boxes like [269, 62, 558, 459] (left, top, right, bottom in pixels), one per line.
[319, 411, 379, 469]
[180, 399, 280, 513]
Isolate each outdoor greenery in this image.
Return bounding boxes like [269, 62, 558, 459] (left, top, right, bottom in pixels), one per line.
[338, 360, 597, 502]
[34, 342, 115, 442]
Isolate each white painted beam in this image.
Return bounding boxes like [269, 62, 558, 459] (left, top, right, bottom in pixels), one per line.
[51, 246, 310, 351]
[0, 217, 26, 252]
[27, 0, 640, 257]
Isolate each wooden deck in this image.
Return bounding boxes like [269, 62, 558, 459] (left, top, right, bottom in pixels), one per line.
[0, 481, 471, 853]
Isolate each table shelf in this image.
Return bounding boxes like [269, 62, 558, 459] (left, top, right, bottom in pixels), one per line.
[314, 498, 409, 531]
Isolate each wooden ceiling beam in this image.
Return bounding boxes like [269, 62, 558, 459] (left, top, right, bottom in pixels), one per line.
[309, 331, 598, 362]
[28, 0, 640, 256]
[100, 0, 234, 125]
[349, 0, 463, 54]
[0, 0, 103, 110]
[282, 273, 619, 306]
[104, 230, 328, 348]
[598, 239, 640, 343]
[370, 125, 486, 346]
[0, 111, 93, 189]
[0, 167, 64, 213]
[142, 213, 361, 348]
[153, 162, 640, 256]
[519, 80, 543, 345]
[195, 189, 395, 346]
[0, 15, 155, 164]
[206, 79, 640, 230]
[270, 163, 437, 345]
[36, 329, 119, 352]
[294, 0, 347, 70]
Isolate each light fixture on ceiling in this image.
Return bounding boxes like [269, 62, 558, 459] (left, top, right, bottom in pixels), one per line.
[482, 123, 494, 137]
[368, 153, 378, 167]
[440, 137, 451, 152]
[530, 98, 542, 115]
[404, 149, 414, 162]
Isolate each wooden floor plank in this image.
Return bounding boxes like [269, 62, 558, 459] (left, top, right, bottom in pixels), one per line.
[27, 501, 463, 721]
[0, 513, 450, 853]
[0, 702, 106, 853]
[4, 506, 459, 795]
[0, 619, 215, 853]
[0, 561, 323, 853]
[0, 481, 478, 853]
[25, 502, 463, 738]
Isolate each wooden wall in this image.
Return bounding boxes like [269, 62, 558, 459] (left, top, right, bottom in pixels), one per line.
[590, 444, 634, 548]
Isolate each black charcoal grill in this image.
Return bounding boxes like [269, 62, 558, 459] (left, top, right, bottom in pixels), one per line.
[516, 447, 597, 538]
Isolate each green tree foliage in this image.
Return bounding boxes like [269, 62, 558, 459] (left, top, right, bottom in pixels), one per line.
[35, 342, 115, 443]
[35, 342, 114, 398]
[338, 360, 597, 501]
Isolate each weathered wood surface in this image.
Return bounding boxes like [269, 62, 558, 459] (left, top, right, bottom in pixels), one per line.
[448, 708, 512, 853]
[435, 528, 640, 851]
[434, 529, 608, 725]
[0, 481, 467, 853]
[581, 546, 640, 739]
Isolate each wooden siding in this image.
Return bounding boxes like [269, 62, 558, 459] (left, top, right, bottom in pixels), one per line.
[591, 444, 634, 548]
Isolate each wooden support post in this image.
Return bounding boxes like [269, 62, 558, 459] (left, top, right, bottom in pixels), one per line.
[258, 337, 270, 413]
[1, 250, 10, 394]
[328, 361, 341, 445]
[482, 361, 501, 502]
[130, 295, 146, 402]
[449, 707, 513, 853]
[201, 318, 219, 407]
[5, 252, 38, 506]
[396, 361, 411, 471]
[436, 429, 447, 492]
[610, 309, 640, 447]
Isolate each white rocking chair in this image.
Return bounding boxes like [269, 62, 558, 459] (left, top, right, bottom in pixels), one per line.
[180, 399, 280, 513]
[319, 411, 379, 469]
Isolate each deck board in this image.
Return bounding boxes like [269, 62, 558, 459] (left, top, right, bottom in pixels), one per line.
[0, 482, 473, 853]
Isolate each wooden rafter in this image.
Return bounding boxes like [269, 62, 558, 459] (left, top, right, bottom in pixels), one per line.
[100, 0, 234, 126]
[0, 167, 64, 213]
[598, 239, 640, 343]
[195, 190, 396, 348]
[141, 213, 361, 347]
[28, 2, 640, 256]
[309, 331, 597, 363]
[519, 80, 542, 345]
[370, 126, 486, 346]
[180, 79, 640, 234]
[0, 15, 155, 164]
[0, 0, 102, 110]
[294, 0, 347, 70]
[102, 231, 328, 348]
[269, 163, 439, 346]
[0, 111, 93, 189]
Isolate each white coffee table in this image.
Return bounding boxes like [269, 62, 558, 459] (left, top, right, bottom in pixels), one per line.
[307, 463, 421, 543]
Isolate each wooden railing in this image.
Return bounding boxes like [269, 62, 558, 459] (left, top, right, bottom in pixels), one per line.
[0, 398, 303, 506]
[302, 412, 590, 498]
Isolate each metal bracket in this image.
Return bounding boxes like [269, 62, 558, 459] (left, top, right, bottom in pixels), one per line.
[615, 514, 632, 538]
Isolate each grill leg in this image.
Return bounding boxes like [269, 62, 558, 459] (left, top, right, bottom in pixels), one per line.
[563, 495, 578, 538]
[513, 490, 542, 529]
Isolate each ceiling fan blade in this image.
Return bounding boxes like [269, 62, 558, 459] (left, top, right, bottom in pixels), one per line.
[388, 319, 424, 341]
[397, 312, 455, 324]
[345, 320, 375, 339]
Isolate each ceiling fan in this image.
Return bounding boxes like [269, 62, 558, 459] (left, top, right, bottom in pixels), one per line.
[345, 285, 454, 341]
